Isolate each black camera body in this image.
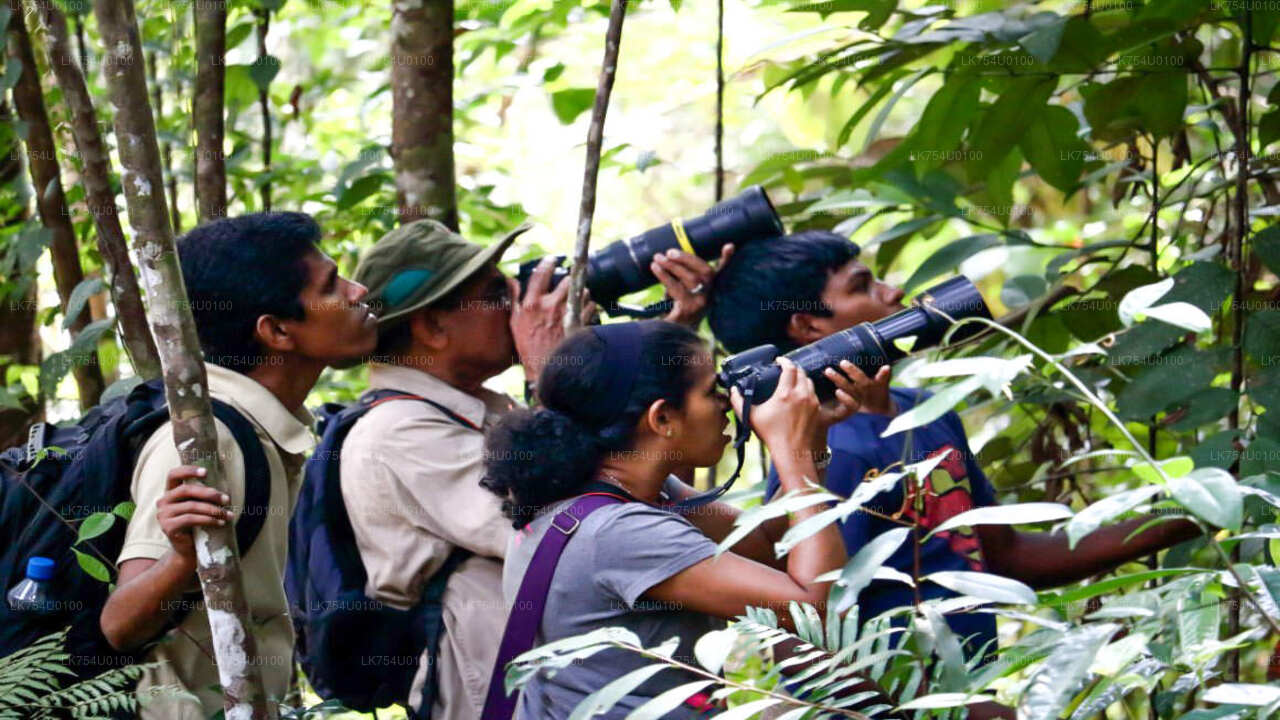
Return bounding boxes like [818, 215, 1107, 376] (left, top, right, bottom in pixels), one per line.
[718, 276, 992, 405]
[516, 186, 783, 315]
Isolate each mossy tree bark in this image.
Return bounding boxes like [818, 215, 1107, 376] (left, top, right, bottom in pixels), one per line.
[193, 0, 227, 221]
[391, 0, 456, 229]
[566, 0, 627, 332]
[7, 3, 105, 410]
[34, 0, 161, 381]
[91, 0, 274, 716]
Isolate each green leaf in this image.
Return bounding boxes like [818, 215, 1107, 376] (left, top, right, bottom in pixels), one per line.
[1066, 486, 1162, 548]
[1260, 109, 1280, 149]
[830, 527, 910, 612]
[928, 502, 1073, 538]
[112, 501, 135, 521]
[692, 628, 735, 674]
[72, 549, 110, 583]
[62, 277, 105, 330]
[836, 75, 899, 148]
[336, 173, 390, 210]
[1001, 274, 1047, 308]
[910, 76, 981, 174]
[1178, 591, 1220, 650]
[225, 22, 255, 51]
[550, 88, 595, 124]
[249, 54, 281, 92]
[1245, 310, 1280, 363]
[1254, 225, 1280, 274]
[1201, 684, 1280, 706]
[70, 317, 116, 356]
[899, 693, 994, 710]
[882, 376, 983, 437]
[862, 69, 928, 153]
[1168, 467, 1242, 531]
[3, 57, 21, 91]
[966, 76, 1056, 181]
[76, 512, 116, 544]
[902, 234, 1001, 294]
[1116, 347, 1219, 420]
[568, 664, 670, 720]
[1020, 105, 1087, 192]
[1019, 624, 1119, 720]
[623, 680, 714, 719]
[1018, 16, 1067, 64]
[924, 570, 1037, 605]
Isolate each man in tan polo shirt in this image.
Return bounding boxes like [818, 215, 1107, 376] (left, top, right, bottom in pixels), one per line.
[343, 220, 721, 719]
[99, 213, 377, 718]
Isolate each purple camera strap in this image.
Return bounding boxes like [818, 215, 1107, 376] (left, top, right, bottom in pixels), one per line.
[481, 492, 626, 719]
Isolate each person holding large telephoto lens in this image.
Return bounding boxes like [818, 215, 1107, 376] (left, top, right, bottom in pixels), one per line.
[708, 230, 1201, 662]
[481, 320, 906, 719]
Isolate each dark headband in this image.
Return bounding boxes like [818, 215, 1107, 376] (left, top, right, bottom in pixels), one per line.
[585, 322, 644, 426]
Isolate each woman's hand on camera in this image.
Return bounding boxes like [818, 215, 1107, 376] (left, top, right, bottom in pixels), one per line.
[818, 360, 863, 428]
[730, 357, 821, 462]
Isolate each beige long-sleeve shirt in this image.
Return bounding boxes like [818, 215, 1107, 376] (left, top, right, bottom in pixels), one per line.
[119, 363, 314, 719]
[340, 363, 516, 719]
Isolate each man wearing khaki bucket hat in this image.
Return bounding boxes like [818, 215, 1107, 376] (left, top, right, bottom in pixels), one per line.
[334, 218, 721, 718]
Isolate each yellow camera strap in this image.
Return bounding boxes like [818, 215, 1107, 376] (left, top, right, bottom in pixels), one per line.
[670, 218, 695, 255]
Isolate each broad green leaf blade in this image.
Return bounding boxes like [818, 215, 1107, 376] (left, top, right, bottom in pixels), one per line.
[62, 277, 105, 330]
[1140, 302, 1213, 333]
[924, 571, 1036, 605]
[711, 698, 783, 719]
[902, 234, 1002, 294]
[1117, 278, 1174, 326]
[1169, 467, 1242, 531]
[1201, 683, 1280, 706]
[72, 549, 110, 583]
[928, 502, 1073, 538]
[568, 664, 671, 720]
[898, 693, 994, 710]
[624, 681, 715, 720]
[694, 628, 736, 674]
[76, 512, 116, 544]
[1018, 623, 1119, 720]
[832, 527, 910, 612]
[1066, 486, 1162, 549]
[883, 376, 983, 437]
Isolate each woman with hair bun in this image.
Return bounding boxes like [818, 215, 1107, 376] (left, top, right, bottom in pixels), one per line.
[481, 319, 881, 719]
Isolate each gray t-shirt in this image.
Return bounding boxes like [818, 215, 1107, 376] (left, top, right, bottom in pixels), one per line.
[502, 498, 724, 719]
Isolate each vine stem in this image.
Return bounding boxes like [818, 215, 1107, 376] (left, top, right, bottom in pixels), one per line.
[950, 315, 1280, 639]
[566, 0, 627, 332]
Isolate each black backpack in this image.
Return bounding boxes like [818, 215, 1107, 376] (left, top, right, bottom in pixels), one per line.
[286, 389, 472, 718]
[0, 378, 270, 678]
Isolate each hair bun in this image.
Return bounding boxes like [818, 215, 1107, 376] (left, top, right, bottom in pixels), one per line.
[481, 408, 604, 528]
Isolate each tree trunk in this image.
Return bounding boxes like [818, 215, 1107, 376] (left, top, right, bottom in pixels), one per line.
[91, 1, 274, 717]
[148, 49, 181, 234]
[193, 0, 227, 221]
[256, 8, 272, 212]
[0, 99, 40, 448]
[566, 0, 627, 332]
[35, 0, 161, 381]
[390, 0, 456, 229]
[7, 2, 105, 410]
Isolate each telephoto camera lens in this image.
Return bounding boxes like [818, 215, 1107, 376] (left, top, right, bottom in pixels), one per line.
[516, 186, 783, 310]
[718, 275, 992, 405]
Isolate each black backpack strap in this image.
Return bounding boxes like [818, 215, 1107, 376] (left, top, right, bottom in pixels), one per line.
[412, 547, 472, 720]
[209, 399, 271, 555]
[123, 382, 271, 555]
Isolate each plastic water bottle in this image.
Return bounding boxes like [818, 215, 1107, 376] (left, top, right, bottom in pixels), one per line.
[7, 556, 57, 615]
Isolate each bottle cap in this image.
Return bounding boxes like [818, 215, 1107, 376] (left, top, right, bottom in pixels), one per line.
[26, 556, 54, 581]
